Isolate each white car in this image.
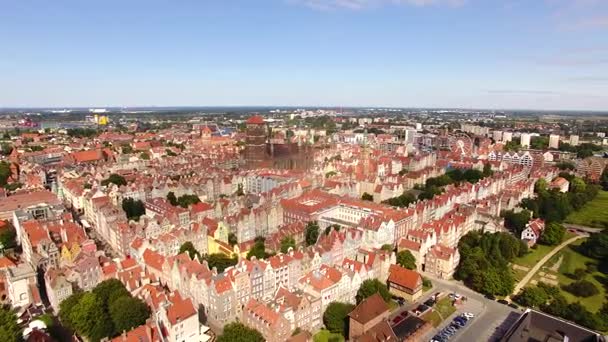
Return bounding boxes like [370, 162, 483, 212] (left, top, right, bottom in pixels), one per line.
[463, 312, 474, 319]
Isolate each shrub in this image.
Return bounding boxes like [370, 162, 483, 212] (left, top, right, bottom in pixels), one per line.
[562, 280, 599, 298]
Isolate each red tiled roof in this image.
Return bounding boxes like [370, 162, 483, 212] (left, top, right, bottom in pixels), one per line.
[166, 292, 197, 325]
[246, 115, 265, 124]
[388, 264, 422, 290]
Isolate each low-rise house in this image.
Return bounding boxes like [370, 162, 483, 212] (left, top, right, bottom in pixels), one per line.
[387, 264, 422, 302]
[520, 219, 545, 247]
[348, 293, 393, 341]
[550, 177, 569, 193]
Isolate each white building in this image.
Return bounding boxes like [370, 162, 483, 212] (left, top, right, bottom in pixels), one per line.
[569, 135, 579, 146]
[520, 133, 531, 148]
[503, 132, 513, 142]
[549, 134, 560, 149]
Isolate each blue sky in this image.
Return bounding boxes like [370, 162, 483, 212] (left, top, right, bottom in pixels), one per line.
[1, 0, 607, 110]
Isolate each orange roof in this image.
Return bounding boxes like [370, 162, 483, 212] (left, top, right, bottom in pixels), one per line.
[166, 292, 197, 325]
[0, 256, 16, 269]
[246, 115, 265, 124]
[388, 264, 422, 290]
[72, 149, 103, 163]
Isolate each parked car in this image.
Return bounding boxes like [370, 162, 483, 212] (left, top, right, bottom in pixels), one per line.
[497, 299, 509, 305]
[463, 312, 475, 319]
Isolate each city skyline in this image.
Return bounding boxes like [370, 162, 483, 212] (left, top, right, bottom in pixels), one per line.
[1, 0, 607, 110]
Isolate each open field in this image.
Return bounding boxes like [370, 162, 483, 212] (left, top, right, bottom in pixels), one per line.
[513, 244, 556, 268]
[566, 190, 608, 229]
[543, 239, 607, 313]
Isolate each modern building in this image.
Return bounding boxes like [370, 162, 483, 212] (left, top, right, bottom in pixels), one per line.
[549, 134, 560, 149]
[569, 135, 579, 146]
[500, 309, 603, 342]
[502, 131, 513, 143]
[520, 133, 531, 148]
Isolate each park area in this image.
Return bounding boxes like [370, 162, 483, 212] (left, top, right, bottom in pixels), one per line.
[422, 297, 456, 327]
[566, 190, 608, 229]
[531, 239, 607, 313]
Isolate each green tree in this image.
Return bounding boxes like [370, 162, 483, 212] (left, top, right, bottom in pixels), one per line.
[109, 296, 150, 333]
[167, 191, 178, 205]
[228, 233, 238, 247]
[70, 292, 114, 342]
[217, 322, 264, 342]
[280, 236, 296, 253]
[570, 177, 586, 193]
[177, 194, 201, 208]
[139, 152, 150, 160]
[0, 161, 12, 186]
[502, 210, 531, 235]
[580, 230, 608, 260]
[323, 302, 354, 337]
[0, 305, 22, 342]
[514, 286, 550, 308]
[305, 221, 320, 246]
[93, 279, 131, 308]
[101, 174, 127, 187]
[539, 223, 566, 246]
[0, 222, 17, 250]
[562, 280, 599, 297]
[361, 192, 374, 201]
[121, 198, 146, 221]
[356, 279, 391, 304]
[397, 250, 417, 270]
[59, 292, 84, 329]
[381, 244, 393, 252]
[179, 241, 200, 260]
[202, 253, 238, 272]
[247, 239, 269, 260]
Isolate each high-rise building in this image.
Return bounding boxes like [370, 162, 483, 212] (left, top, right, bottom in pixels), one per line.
[492, 130, 503, 142]
[503, 132, 513, 142]
[520, 133, 531, 148]
[549, 134, 560, 149]
[569, 135, 579, 146]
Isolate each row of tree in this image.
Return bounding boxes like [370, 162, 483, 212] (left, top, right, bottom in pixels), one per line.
[59, 279, 150, 342]
[521, 177, 599, 223]
[455, 231, 528, 296]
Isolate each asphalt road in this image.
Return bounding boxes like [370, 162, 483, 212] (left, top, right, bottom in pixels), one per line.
[421, 273, 519, 342]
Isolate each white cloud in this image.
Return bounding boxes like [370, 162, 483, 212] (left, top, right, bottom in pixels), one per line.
[289, 0, 466, 11]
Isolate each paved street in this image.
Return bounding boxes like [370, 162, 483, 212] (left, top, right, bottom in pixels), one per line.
[421, 273, 519, 342]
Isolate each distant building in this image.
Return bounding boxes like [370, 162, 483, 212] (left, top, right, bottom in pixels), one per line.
[569, 135, 579, 146]
[549, 134, 560, 149]
[520, 219, 545, 247]
[493, 130, 503, 142]
[503, 131, 513, 142]
[520, 133, 531, 148]
[243, 115, 313, 171]
[500, 309, 603, 342]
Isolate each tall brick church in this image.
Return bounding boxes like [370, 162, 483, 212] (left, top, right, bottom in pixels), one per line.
[243, 115, 313, 171]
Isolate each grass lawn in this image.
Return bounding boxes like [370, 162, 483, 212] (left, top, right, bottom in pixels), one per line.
[511, 268, 528, 282]
[313, 329, 345, 342]
[513, 244, 556, 268]
[422, 297, 456, 327]
[566, 190, 608, 229]
[550, 239, 607, 313]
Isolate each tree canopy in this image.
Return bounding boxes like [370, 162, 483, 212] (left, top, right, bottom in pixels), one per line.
[356, 279, 391, 304]
[59, 279, 150, 341]
[323, 302, 354, 337]
[217, 322, 264, 342]
[0, 305, 22, 342]
[280, 236, 296, 253]
[538, 222, 566, 246]
[122, 197, 146, 221]
[101, 173, 127, 187]
[305, 221, 320, 246]
[502, 209, 531, 235]
[397, 250, 417, 270]
[179, 241, 200, 260]
[201, 253, 238, 272]
[361, 192, 374, 201]
[455, 231, 527, 296]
